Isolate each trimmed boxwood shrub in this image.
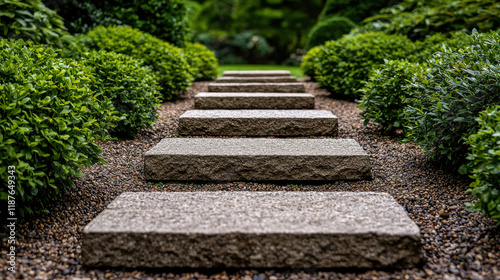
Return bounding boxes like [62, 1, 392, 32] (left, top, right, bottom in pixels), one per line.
[46, 0, 188, 47]
[405, 30, 500, 172]
[305, 16, 356, 50]
[315, 31, 414, 99]
[81, 50, 162, 137]
[466, 106, 500, 224]
[0, 0, 68, 46]
[359, 60, 427, 134]
[78, 25, 193, 101]
[300, 45, 324, 81]
[0, 39, 117, 216]
[184, 42, 218, 81]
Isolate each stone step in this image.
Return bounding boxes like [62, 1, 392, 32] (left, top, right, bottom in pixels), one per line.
[223, 70, 291, 77]
[208, 83, 306, 93]
[195, 92, 315, 109]
[178, 110, 337, 136]
[215, 76, 298, 83]
[83, 191, 423, 269]
[144, 138, 371, 181]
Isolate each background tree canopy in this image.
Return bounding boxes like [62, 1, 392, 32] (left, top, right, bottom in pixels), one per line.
[187, 0, 325, 64]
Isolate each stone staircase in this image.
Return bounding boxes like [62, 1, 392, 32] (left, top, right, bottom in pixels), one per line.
[83, 70, 423, 269]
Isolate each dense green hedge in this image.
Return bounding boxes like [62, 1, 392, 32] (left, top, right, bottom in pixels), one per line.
[300, 45, 324, 81]
[46, 0, 188, 46]
[81, 50, 162, 137]
[305, 16, 356, 50]
[0, 0, 68, 46]
[405, 30, 500, 171]
[0, 39, 117, 216]
[363, 0, 500, 40]
[78, 25, 193, 100]
[315, 31, 414, 99]
[184, 42, 218, 81]
[359, 60, 426, 134]
[466, 106, 500, 224]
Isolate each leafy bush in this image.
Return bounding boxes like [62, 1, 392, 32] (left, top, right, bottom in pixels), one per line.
[363, 0, 500, 40]
[315, 31, 414, 99]
[46, 0, 188, 46]
[300, 45, 324, 80]
[78, 25, 193, 100]
[0, 0, 68, 46]
[305, 16, 356, 50]
[409, 31, 471, 63]
[405, 30, 500, 171]
[81, 51, 162, 137]
[0, 39, 117, 216]
[466, 106, 500, 224]
[184, 42, 218, 81]
[319, 0, 393, 23]
[359, 60, 426, 134]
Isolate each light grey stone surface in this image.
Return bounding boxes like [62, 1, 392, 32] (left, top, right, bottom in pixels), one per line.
[194, 92, 315, 109]
[178, 110, 337, 136]
[208, 83, 306, 93]
[144, 138, 371, 181]
[215, 76, 298, 83]
[83, 191, 423, 268]
[223, 70, 291, 77]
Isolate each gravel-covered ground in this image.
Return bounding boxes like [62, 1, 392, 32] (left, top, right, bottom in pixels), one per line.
[1, 82, 499, 280]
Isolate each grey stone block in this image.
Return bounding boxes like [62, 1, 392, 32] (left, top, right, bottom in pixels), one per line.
[144, 138, 372, 181]
[178, 110, 337, 136]
[208, 83, 306, 93]
[83, 191, 423, 269]
[194, 92, 315, 109]
[215, 76, 298, 83]
[223, 70, 291, 77]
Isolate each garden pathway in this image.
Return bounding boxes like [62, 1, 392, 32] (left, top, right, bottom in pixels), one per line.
[82, 71, 423, 269]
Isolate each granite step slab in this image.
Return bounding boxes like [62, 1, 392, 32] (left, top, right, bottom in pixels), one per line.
[215, 76, 298, 83]
[178, 110, 337, 136]
[208, 83, 306, 93]
[83, 191, 424, 269]
[223, 70, 291, 77]
[194, 92, 315, 109]
[144, 138, 371, 181]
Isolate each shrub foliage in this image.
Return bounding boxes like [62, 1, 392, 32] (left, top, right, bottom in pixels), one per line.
[405, 30, 500, 171]
[305, 16, 356, 50]
[184, 42, 218, 81]
[0, 39, 117, 216]
[0, 0, 68, 46]
[315, 31, 414, 99]
[78, 25, 193, 100]
[466, 106, 500, 224]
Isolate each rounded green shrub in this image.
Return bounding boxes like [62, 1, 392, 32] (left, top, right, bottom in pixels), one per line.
[78, 25, 193, 101]
[359, 60, 427, 134]
[0, 39, 117, 216]
[47, 0, 188, 46]
[466, 106, 500, 224]
[81, 50, 162, 137]
[315, 31, 415, 99]
[300, 45, 324, 81]
[0, 0, 68, 46]
[184, 42, 218, 81]
[405, 30, 500, 172]
[305, 16, 356, 50]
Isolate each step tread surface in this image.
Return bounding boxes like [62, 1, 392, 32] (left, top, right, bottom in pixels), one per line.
[223, 70, 291, 77]
[180, 109, 336, 119]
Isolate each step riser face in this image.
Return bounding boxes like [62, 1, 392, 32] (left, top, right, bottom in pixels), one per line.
[83, 192, 423, 268]
[208, 83, 306, 93]
[179, 118, 337, 136]
[144, 138, 371, 181]
[194, 93, 315, 109]
[223, 70, 291, 77]
[215, 77, 298, 83]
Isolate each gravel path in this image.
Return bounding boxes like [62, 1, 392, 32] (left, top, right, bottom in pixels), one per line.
[1, 82, 499, 280]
